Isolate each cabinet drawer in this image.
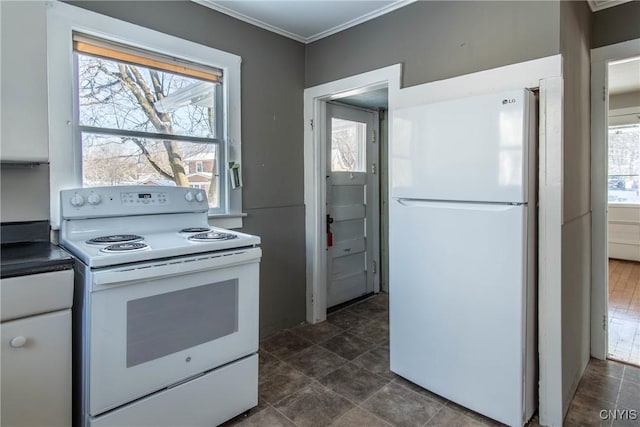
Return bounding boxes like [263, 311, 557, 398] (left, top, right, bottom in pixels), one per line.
[0, 269, 73, 321]
[1, 310, 71, 427]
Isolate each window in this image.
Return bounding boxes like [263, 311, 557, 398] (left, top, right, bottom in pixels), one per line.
[47, 2, 242, 227]
[331, 118, 366, 172]
[75, 35, 223, 209]
[608, 124, 640, 204]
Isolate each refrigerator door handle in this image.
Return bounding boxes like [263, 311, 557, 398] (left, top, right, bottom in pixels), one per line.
[395, 198, 524, 212]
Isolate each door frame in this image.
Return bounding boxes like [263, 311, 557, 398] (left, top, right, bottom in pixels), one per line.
[590, 38, 640, 361]
[304, 64, 402, 324]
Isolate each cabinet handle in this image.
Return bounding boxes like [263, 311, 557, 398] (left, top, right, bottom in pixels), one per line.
[10, 336, 27, 348]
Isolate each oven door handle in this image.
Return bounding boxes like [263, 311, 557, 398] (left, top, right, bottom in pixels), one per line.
[92, 248, 261, 289]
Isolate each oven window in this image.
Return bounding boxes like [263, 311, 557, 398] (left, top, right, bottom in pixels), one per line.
[126, 279, 238, 367]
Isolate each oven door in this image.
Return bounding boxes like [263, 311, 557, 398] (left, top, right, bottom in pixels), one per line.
[86, 247, 260, 416]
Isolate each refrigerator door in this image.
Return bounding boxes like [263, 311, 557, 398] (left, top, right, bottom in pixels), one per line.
[391, 89, 533, 204]
[389, 199, 528, 426]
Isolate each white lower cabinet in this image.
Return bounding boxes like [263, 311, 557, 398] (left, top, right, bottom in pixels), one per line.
[1, 310, 72, 427]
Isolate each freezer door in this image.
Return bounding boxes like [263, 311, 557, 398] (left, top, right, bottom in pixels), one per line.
[391, 89, 533, 203]
[389, 199, 529, 426]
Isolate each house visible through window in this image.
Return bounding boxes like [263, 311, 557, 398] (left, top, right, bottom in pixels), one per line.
[608, 124, 640, 204]
[74, 33, 224, 210]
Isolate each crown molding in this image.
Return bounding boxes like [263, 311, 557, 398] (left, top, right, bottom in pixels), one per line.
[587, 0, 632, 12]
[305, 0, 417, 43]
[193, 0, 306, 42]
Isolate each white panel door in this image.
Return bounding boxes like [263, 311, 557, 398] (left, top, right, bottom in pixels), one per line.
[389, 199, 528, 426]
[326, 103, 379, 307]
[391, 89, 533, 203]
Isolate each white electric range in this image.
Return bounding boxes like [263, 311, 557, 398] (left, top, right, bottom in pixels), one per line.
[59, 186, 260, 427]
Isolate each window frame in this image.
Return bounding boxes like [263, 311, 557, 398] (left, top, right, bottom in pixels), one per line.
[47, 1, 243, 228]
[74, 46, 226, 212]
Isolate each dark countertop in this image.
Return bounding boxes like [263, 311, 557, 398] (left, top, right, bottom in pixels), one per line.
[1, 241, 75, 279]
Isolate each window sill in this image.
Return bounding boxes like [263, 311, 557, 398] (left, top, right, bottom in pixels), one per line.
[208, 212, 246, 229]
[608, 203, 640, 208]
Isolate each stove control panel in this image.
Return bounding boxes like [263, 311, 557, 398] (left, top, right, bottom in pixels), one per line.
[61, 186, 209, 219]
[121, 191, 168, 206]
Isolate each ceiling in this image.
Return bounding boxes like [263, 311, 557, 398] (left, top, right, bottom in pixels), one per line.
[194, 0, 415, 43]
[195, 0, 632, 44]
[338, 88, 388, 110]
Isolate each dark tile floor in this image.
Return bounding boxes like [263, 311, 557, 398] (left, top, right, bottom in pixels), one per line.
[223, 293, 640, 427]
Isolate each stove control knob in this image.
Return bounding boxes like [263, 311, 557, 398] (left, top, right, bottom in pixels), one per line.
[87, 194, 102, 205]
[195, 192, 205, 203]
[70, 193, 85, 207]
[184, 191, 194, 202]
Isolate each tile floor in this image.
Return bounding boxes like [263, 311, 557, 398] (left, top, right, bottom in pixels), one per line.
[223, 293, 640, 427]
[608, 259, 640, 366]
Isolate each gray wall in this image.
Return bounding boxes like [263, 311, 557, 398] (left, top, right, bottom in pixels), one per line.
[592, 0, 640, 48]
[305, 1, 560, 88]
[559, 0, 593, 415]
[0, 166, 50, 221]
[610, 90, 640, 110]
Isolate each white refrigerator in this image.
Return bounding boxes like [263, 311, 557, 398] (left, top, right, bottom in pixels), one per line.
[389, 89, 537, 427]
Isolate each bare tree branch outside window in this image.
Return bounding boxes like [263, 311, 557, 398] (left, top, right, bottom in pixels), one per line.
[331, 118, 366, 172]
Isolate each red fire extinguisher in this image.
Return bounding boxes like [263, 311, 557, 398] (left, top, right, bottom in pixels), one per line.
[326, 214, 334, 248]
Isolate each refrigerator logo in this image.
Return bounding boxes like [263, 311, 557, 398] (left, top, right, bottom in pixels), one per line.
[502, 98, 516, 105]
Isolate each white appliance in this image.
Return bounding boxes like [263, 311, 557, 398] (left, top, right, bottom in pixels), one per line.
[59, 186, 261, 427]
[389, 89, 537, 427]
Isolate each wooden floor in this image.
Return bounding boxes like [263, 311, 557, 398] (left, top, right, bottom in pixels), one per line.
[608, 258, 640, 366]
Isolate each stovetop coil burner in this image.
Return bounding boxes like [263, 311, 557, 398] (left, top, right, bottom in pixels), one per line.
[88, 234, 144, 245]
[100, 242, 150, 253]
[180, 227, 211, 233]
[188, 231, 238, 242]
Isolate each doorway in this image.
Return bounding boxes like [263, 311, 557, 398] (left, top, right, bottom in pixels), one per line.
[303, 64, 401, 324]
[590, 39, 640, 364]
[605, 56, 640, 366]
[325, 102, 381, 308]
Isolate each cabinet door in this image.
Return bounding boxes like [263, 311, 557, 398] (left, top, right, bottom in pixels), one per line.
[1, 310, 71, 427]
[0, 1, 49, 162]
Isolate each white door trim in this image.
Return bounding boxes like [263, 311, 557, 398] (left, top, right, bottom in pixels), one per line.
[304, 64, 402, 324]
[537, 75, 564, 426]
[303, 55, 563, 425]
[590, 38, 640, 361]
